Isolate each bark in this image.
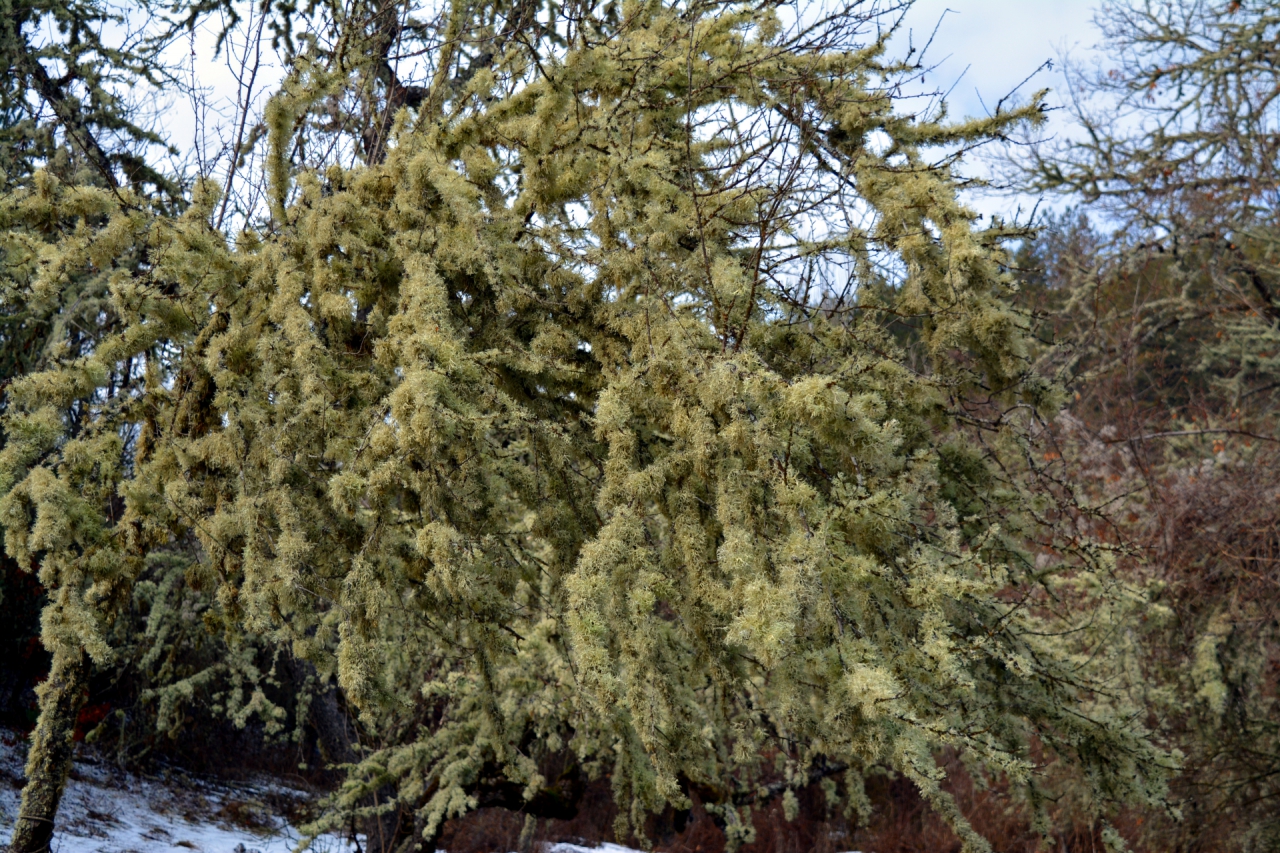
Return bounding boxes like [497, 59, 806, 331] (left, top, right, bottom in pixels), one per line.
[7, 647, 89, 853]
[297, 664, 408, 853]
[391, 811, 441, 853]
[17, 54, 118, 191]
[309, 679, 358, 772]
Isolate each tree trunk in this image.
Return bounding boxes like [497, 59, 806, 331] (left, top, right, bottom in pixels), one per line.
[7, 646, 89, 853]
[301, 667, 409, 853]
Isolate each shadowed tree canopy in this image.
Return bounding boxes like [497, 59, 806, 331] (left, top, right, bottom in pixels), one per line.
[1009, 2, 1280, 849]
[1, 1, 1172, 851]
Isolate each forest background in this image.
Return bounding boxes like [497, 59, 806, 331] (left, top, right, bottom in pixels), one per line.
[1, 0, 1277, 852]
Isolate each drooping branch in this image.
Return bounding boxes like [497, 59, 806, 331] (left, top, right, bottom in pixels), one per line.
[19, 53, 119, 192]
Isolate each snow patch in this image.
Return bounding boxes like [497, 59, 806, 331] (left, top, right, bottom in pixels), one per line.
[0, 731, 864, 853]
[0, 730, 354, 853]
[545, 840, 655, 845]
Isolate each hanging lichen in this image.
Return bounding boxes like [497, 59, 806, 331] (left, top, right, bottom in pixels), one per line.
[1, 2, 1173, 852]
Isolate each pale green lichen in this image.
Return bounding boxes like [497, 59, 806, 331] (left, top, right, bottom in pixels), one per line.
[0, 2, 1172, 851]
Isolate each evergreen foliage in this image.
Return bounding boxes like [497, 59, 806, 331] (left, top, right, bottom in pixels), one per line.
[0, 1, 1181, 852]
[0, 0, 187, 198]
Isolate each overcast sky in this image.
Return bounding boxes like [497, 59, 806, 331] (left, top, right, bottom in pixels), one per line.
[886, 1, 1105, 219]
[163, 0, 1107, 221]
[894, 1, 1101, 121]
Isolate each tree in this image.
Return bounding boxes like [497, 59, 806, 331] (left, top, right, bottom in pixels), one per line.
[1014, 2, 1280, 848]
[0, 4, 181, 850]
[0, 0, 191, 198]
[1020, 0, 1280, 422]
[3, 1, 1172, 852]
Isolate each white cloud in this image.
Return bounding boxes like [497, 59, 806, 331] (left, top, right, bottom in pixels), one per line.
[893, 1, 1101, 121]
[888, 0, 1104, 221]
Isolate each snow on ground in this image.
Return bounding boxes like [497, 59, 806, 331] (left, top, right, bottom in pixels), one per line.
[0, 729, 656, 853]
[0, 729, 356, 853]
[0, 730, 860, 853]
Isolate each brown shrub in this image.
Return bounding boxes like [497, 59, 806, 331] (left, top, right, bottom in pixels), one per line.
[436, 755, 1130, 853]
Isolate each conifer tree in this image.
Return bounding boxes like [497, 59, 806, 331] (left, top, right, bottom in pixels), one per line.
[2, 1, 1173, 851]
[0, 4, 224, 851]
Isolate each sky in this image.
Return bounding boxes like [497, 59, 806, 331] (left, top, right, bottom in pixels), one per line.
[893, 1, 1102, 124]
[887, 0, 1105, 220]
[158, 0, 1108, 222]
